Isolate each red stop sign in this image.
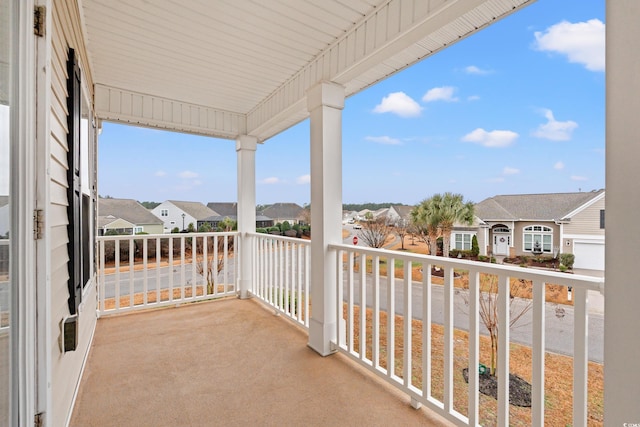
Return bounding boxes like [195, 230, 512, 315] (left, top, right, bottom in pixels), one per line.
[353, 236, 358, 245]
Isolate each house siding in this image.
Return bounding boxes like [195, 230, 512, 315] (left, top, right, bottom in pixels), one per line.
[564, 197, 605, 236]
[49, 1, 97, 425]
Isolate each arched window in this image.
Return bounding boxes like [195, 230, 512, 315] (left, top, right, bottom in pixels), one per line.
[523, 225, 553, 253]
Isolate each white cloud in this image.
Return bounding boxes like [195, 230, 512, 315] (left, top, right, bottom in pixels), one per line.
[155, 170, 167, 177]
[554, 161, 565, 170]
[465, 65, 492, 75]
[503, 167, 520, 175]
[365, 135, 401, 145]
[178, 170, 199, 179]
[373, 92, 422, 117]
[467, 95, 480, 101]
[461, 128, 519, 148]
[192, 179, 203, 186]
[261, 177, 281, 184]
[422, 86, 458, 103]
[534, 19, 605, 72]
[533, 109, 578, 141]
[571, 175, 588, 181]
[296, 174, 310, 184]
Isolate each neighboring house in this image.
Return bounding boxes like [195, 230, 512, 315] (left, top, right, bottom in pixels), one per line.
[450, 216, 488, 253]
[152, 200, 218, 232]
[387, 205, 413, 225]
[342, 210, 358, 223]
[474, 190, 605, 270]
[0, 195, 8, 237]
[98, 198, 164, 235]
[260, 203, 304, 225]
[201, 202, 274, 229]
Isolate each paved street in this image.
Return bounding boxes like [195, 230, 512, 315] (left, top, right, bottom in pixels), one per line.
[345, 273, 603, 363]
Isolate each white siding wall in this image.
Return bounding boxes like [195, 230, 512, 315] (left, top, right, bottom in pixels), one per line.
[50, 2, 97, 425]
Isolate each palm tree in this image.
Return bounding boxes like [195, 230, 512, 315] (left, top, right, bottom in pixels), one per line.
[434, 192, 474, 257]
[410, 199, 440, 256]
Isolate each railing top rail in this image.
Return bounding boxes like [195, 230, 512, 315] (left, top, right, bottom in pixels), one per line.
[97, 231, 239, 241]
[247, 232, 311, 245]
[329, 242, 604, 292]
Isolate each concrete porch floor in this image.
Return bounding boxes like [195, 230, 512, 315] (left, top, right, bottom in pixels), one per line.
[70, 298, 451, 426]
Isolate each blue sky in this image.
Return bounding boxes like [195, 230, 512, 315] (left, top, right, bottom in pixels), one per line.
[98, 0, 605, 206]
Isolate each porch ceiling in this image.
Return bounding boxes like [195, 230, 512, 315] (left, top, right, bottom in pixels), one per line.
[81, 0, 535, 141]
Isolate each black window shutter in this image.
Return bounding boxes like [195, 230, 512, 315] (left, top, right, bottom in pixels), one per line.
[66, 48, 82, 315]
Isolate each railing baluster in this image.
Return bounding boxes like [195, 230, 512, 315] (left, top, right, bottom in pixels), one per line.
[115, 240, 120, 310]
[532, 280, 546, 427]
[129, 238, 134, 307]
[168, 236, 174, 302]
[155, 237, 161, 303]
[468, 270, 480, 426]
[223, 235, 228, 293]
[336, 249, 344, 348]
[443, 266, 453, 412]
[359, 252, 366, 361]
[573, 286, 588, 427]
[372, 255, 380, 369]
[202, 235, 208, 295]
[304, 244, 310, 327]
[191, 235, 197, 298]
[142, 237, 148, 305]
[348, 251, 354, 353]
[403, 260, 412, 388]
[180, 236, 186, 300]
[99, 239, 105, 315]
[387, 256, 395, 379]
[497, 274, 510, 427]
[422, 261, 431, 400]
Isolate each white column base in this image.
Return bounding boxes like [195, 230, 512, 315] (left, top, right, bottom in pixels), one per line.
[237, 279, 252, 299]
[307, 318, 337, 356]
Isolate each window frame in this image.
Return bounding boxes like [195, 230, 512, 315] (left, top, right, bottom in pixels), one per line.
[453, 232, 473, 250]
[523, 225, 553, 253]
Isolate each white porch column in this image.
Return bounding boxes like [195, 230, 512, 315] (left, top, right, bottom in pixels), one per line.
[605, 2, 640, 424]
[236, 135, 257, 299]
[307, 82, 344, 356]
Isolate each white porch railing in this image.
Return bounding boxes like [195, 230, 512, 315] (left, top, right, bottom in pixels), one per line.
[329, 243, 604, 427]
[97, 232, 238, 315]
[249, 232, 311, 329]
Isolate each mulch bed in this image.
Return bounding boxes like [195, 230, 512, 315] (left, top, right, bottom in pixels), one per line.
[462, 368, 532, 407]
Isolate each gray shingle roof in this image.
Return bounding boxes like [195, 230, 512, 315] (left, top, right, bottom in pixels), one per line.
[98, 198, 163, 225]
[207, 202, 237, 217]
[261, 203, 303, 220]
[169, 200, 218, 220]
[474, 190, 605, 221]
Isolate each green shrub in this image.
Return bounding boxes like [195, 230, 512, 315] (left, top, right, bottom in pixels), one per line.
[256, 228, 268, 234]
[559, 253, 575, 269]
[559, 264, 568, 272]
[171, 227, 180, 233]
[281, 221, 291, 232]
[471, 235, 479, 257]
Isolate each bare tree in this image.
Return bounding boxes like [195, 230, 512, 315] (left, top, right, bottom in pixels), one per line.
[460, 274, 532, 376]
[394, 218, 409, 250]
[358, 215, 393, 248]
[196, 218, 235, 294]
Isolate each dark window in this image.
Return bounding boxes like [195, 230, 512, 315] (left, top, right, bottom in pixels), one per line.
[66, 48, 82, 315]
[600, 209, 605, 229]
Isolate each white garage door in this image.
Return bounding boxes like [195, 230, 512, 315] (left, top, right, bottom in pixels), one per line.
[573, 241, 605, 271]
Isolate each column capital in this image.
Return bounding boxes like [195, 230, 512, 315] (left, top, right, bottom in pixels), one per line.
[307, 81, 345, 112]
[236, 135, 258, 152]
